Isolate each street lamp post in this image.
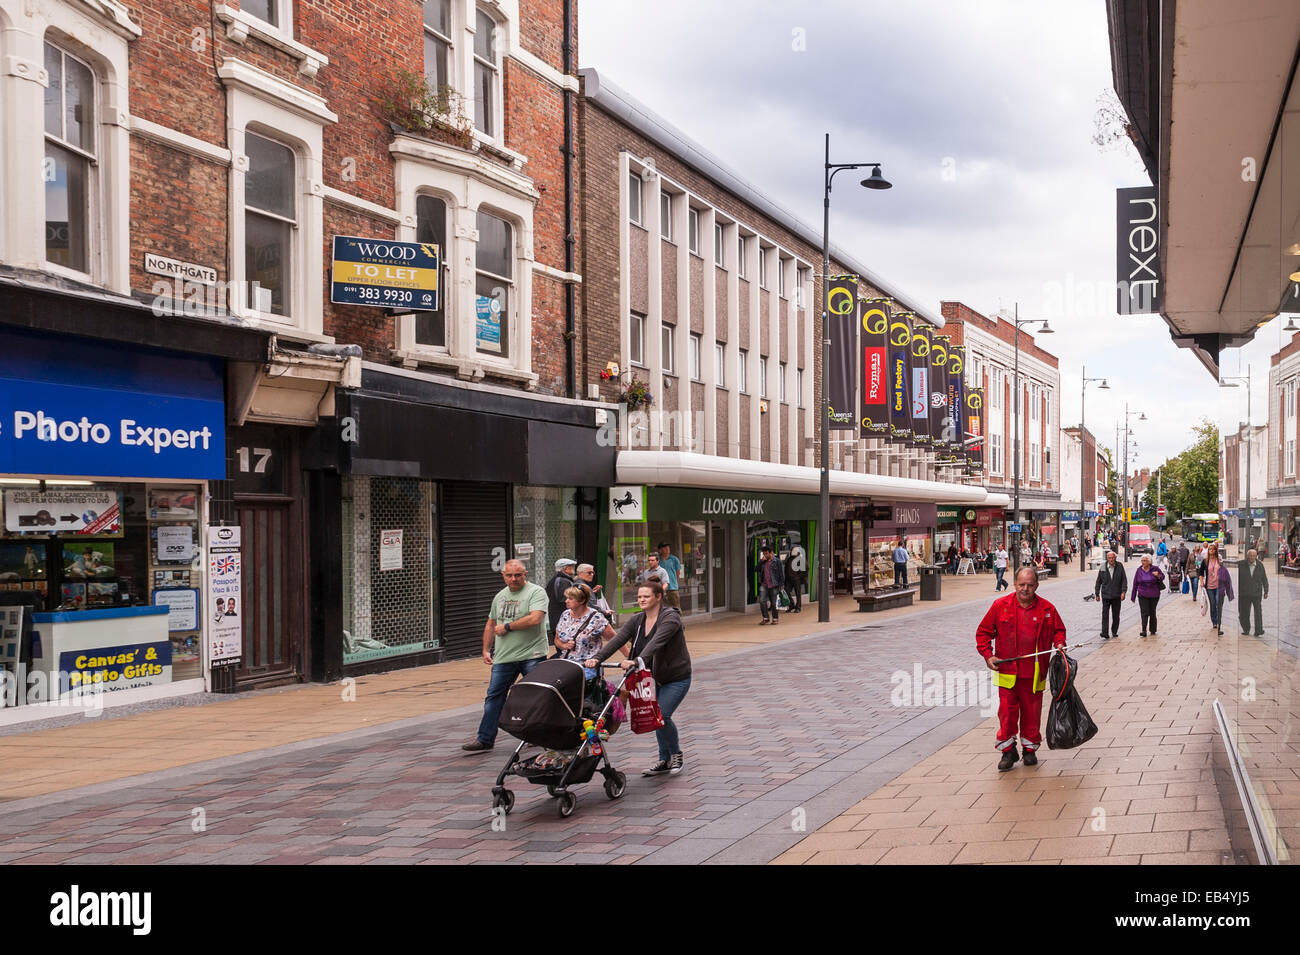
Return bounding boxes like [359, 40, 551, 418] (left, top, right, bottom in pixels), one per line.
[1079, 365, 1108, 570]
[1220, 365, 1252, 551]
[819, 133, 890, 623]
[1010, 305, 1053, 570]
[1121, 404, 1145, 552]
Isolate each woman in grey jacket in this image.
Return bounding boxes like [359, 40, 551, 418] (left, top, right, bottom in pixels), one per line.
[587, 580, 692, 777]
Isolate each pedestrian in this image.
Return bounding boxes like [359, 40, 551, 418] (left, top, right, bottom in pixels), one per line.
[1237, 548, 1268, 637]
[783, 545, 805, 613]
[975, 566, 1067, 771]
[1199, 542, 1235, 636]
[586, 580, 691, 777]
[895, 539, 912, 586]
[757, 545, 785, 624]
[546, 558, 577, 643]
[574, 562, 612, 617]
[1129, 554, 1166, 638]
[1155, 536, 1168, 572]
[1187, 544, 1203, 600]
[552, 583, 617, 676]
[656, 541, 684, 608]
[462, 560, 549, 752]
[637, 552, 671, 590]
[993, 544, 1009, 591]
[1094, 548, 1127, 639]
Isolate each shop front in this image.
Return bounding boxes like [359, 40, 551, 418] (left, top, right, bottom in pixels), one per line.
[607, 485, 818, 616]
[0, 326, 227, 713]
[319, 368, 615, 678]
[832, 498, 936, 591]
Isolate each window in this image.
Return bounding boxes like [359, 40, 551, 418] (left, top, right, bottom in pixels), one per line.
[1286, 439, 1296, 478]
[475, 210, 512, 356]
[630, 312, 645, 366]
[758, 249, 768, 288]
[779, 361, 787, 402]
[778, 261, 786, 297]
[424, 0, 453, 91]
[244, 132, 296, 316]
[241, 0, 285, 28]
[689, 333, 701, 381]
[660, 191, 672, 241]
[44, 43, 96, 274]
[414, 195, 448, 347]
[473, 8, 499, 137]
[714, 222, 724, 265]
[715, 342, 725, 386]
[796, 268, 807, 307]
[1044, 389, 1052, 428]
[662, 324, 675, 374]
[688, 208, 699, 254]
[758, 356, 767, 397]
[797, 368, 803, 406]
[737, 236, 748, 278]
[1030, 439, 1040, 480]
[738, 348, 748, 393]
[628, 171, 643, 226]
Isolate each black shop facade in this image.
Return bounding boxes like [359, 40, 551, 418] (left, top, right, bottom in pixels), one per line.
[832, 498, 937, 594]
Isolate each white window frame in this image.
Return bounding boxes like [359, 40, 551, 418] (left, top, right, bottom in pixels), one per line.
[42, 41, 98, 279]
[242, 130, 298, 319]
[471, 6, 503, 141]
[738, 348, 748, 393]
[1030, 438, 1041, 481]
[714, 222, 724, 266]
[737, 235, 748, 278]
[628, 171, 643, 226]
[660, 190, 673, 242]
[715, 342, 726, 387]
[758, 249, 768, 289]
[473, 207, 515, 359]
[688, 207, 699, 255]
[661, 323, 675, 374]
[240, 0, 294, 35]
[423, 0, 456, 93]
[759, 355, 768, 398]
[1286, 438, 1296, 478]
[797, 368, 803, 406]
[778, 261, 786, 298]
[779, 361, 787, 402]
[629, 312, 646, 367]
[689, 332, 701, 381]
[223, 59, 335, 337]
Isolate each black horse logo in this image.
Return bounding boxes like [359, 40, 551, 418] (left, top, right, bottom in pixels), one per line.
[612, 491, 636, 514]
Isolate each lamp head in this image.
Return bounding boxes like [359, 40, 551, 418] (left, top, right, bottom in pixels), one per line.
[860, 166, 892, 190]
[1099, 379, 1110, 389]
[1038, 321, 1054, 334]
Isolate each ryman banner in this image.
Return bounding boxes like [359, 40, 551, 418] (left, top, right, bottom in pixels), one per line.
[928, 334, 951, 453]
[859, 299, 890, 438]
[826, 276, 858, 430]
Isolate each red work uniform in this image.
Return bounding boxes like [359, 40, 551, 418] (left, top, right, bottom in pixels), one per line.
[975, 592, 1067, 752]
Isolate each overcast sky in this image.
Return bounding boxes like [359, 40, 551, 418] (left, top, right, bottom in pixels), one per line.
[578, 0, 1259, 472]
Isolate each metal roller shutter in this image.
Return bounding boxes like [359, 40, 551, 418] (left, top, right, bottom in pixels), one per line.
[440, 481, 510, 659]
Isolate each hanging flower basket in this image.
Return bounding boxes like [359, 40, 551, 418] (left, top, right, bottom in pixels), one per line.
[618, 379, 654, 410]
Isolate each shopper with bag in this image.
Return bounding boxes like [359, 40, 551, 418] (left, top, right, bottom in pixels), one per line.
[586, 580, 692, 777]
[1199, 542, 1235, 636]
[552, 584, 617, 675]
[1129, 554, 1166, 638]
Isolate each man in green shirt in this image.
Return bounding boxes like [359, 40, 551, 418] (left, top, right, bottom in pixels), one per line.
[462, 559, 549, 752]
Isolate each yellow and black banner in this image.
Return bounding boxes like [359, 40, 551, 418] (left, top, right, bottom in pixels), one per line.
[887, 312, 913, 443]
[826, 276, 857, 431]
[966, 387, 985, 472]
[859, 299, 890, 438]
[909, 322, 932, 448]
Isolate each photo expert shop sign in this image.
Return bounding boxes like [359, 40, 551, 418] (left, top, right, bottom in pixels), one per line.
[331, 236, 439, 310]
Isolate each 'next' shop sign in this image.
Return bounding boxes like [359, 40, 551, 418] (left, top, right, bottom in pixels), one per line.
[0, 328, 226, 480]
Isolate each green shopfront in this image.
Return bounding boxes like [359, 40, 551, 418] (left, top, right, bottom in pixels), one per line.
[604, 486, 819, 618]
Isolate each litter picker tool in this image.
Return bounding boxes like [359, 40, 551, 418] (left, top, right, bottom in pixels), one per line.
[991, 640, 1096, 664]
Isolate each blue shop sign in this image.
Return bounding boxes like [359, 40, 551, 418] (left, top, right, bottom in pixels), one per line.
[0, 328, 226, 480]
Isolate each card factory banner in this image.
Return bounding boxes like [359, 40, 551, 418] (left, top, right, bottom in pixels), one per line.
[947, 344, 966, 462]
[887, 312, 913, 443]
[928, 334, 951, 452]
[826, 276, 858, 430]
[859, 300, 889, 438]
[909, 323, 932, 449]
[966, 387, 985, 472]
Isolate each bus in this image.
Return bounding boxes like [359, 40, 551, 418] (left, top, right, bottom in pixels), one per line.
[1181, 513, 1223, 544]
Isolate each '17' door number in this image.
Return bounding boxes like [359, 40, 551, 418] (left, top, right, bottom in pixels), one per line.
[236, 447, 272, 473]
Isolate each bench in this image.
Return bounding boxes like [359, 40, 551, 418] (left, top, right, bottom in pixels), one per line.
[1041, 560, 1059, 578]
[855, 588, 917, 612]
[1281, 565, 1300, 579]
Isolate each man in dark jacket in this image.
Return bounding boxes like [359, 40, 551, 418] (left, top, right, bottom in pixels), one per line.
[757, 546, 786, 625]
[783, 546, 806, 613]
[1237, 549, 1268, 636]
[1094, 549, 1128, 639]
[546, 558, 576, 642]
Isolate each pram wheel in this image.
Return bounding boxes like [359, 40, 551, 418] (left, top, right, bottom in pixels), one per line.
[603, 771, 627, 800]
[556, 791, 577, 817]
[492, 788, 515, 815]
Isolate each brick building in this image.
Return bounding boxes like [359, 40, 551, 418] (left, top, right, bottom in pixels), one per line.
[0, 0, 611, 716]
[940, 301, 1062, 554]
[577, 70, 1007, 614]
[1266, 329, 1300, 556]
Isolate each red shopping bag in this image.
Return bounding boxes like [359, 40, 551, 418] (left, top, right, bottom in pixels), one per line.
[626, 667, 665, 734]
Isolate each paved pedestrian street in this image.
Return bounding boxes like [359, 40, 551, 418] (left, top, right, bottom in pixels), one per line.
[0, 570, 1273, 864]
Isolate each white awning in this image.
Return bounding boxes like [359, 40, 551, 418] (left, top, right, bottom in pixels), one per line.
[616, 451, 996, 505]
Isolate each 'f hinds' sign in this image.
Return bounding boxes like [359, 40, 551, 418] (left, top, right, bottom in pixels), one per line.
[1116, 186, 1160, 314]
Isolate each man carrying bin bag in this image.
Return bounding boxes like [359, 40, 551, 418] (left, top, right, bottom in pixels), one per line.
[975, 566, 1067, 772]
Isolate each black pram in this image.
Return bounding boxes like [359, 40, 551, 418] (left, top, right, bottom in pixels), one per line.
[490, 658, 631, 818]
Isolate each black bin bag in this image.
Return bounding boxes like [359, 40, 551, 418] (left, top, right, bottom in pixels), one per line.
[1046, 651, 1099, 749]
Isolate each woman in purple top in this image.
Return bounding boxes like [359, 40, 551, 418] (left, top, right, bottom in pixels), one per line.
[1129, 554, 1167, 637]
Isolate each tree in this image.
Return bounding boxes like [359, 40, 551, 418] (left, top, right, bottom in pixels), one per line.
[1143, 419, 1218, 518]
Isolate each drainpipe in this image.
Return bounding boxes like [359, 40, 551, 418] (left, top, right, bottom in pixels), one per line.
[562, 0, 576, 399]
